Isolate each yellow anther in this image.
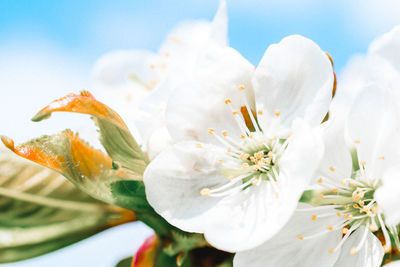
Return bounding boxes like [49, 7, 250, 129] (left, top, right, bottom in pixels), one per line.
[350, 181, 356, 186]
[274, 109, 280, 117]
[251, 179, 258, 185]
[350, 247, 357, 255]
[311, 215, 317, 220]
[287, 131, 293, 138]
[257, 110, 263, 115]
[328, 226, 333, 231]
[232, 110, 239, 115]
[379, 155, 385, 160]
[332, 188, 338, 193]
[329, 249, 334, 254]
[225, 98, 232, 104]
[195, 143, 202, 148]
[369, 224, 377, 232]
[297, 235, 304, 240]
[341, 179, 347, 185]
[318, 193, 324, 199]
[336, 211, 341, 217]
[218, 159, 223, 164]
[227, 147, 232, 152]
[249, 132, 254, 139]
[200, 188, 210, 196]
[255, 152, 263, 159]
[358, 200, 365, 206]
[241, 134, 246, 139]
[353, 204, 359, 209]
[342, 228, 348, 234]
[240, 153, 250, 160]
[354, 139, 360, 144]
[208, 128, 215, 135]
[317, 177, 323, 183]
[238, 84, 245, 90]
[222, 130, 228, 137]
[273, 136, 278, 140]
[329, 166, 335, 172]
[360, 160, 366, 166]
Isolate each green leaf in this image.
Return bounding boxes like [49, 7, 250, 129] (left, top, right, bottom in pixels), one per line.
[115, 257, 133, 267]
[111, 180, 172, 236]
[1, 130, 138, 206]
[31, 90, 149, 177]
[110, 180, 150, 212]
[0, 150, 133, 262]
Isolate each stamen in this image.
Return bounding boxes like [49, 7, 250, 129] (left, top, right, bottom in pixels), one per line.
[378, 213, 392, 253]
[330, 221, 362, 254]
[200, 188, 210, 196]
[351, 224, 370, 255]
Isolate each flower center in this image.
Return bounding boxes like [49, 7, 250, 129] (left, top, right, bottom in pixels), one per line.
[298, 154, 397, 256]
[199, 85, 289, 198]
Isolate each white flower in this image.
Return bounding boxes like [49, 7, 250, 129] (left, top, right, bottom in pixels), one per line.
[234, 86, 400, 266]
[91, 0, 228, 158]
[143, 35, 334, 252]
[334, 25, 400, 120]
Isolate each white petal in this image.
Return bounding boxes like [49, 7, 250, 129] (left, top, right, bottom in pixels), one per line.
[204, 120, 324, 251]
[166, 46, 255, 144]
[91, 50, 160, 90]
[210, 0, 228, 47]
[143, 141, 228, 233]
[346, 86, 400, 178]
[333, 227, 384, 267]
[135, 80, 173, 148]
[336, 54, 399, 119]
[234, 204, 342, 267]
[253, 35, 334, 129]
[370, 25, 400, 73]
[158, 0, 228, 84]
[146, 126, 173, 160]
[315, 119, 352, 184]
[375, 166, 400, 226]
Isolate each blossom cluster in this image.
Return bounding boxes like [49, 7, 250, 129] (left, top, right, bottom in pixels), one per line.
[96, 1, 400, 265]
[2, 1, 400, 266]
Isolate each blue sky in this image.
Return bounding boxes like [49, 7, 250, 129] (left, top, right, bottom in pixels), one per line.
[1, 0, 400, 266]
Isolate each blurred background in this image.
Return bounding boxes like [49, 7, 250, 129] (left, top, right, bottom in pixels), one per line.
[1, 0, 400, 266]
